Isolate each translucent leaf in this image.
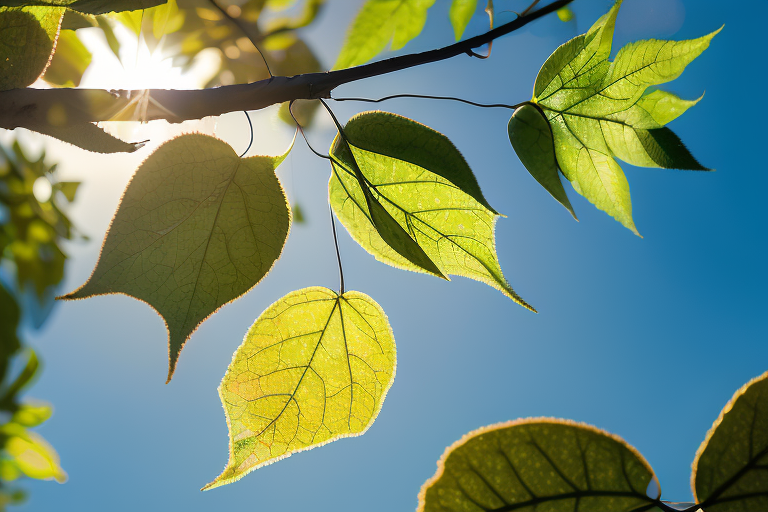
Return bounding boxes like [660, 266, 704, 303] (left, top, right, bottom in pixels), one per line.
[42, 29, 92, 87]
[1, 423, 66, 483]
[333, 0, 436, 70]
[692, 371, 768, 511]
[0, 1, 167, 15]
[0, 6, 64, 91]
[12, 401, 53, 428]
[204, 287, 396, 490]
[60, 134, 292, 381]
[19, 121, 141, 153]
[508, 103, 576, 219]
[529, 0, 715, 234]
[556, 6, 574, 22]
[329, 111, 533, 311]
[418, 418, 660, 512]
[449, 0, 476, 40]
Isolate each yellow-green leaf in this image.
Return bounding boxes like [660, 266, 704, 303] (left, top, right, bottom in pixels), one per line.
[1, 423, 66, 483]
[508, 103, 576, 219]
[329, 112, 533, 311]
[418, 418, 660, 512]
[60, 134, 292, 381]
[525, 0, 715, 234]
[449, 0, 476, 40]
[1, 0, 166, 15]
[692, 371, 768, 511]
[204, 287, 396, 490]
[11, 402, 53, 428]
[333, 0, 436, 70]
[0, 6, 64, 91]
[41, 29, 92, 87]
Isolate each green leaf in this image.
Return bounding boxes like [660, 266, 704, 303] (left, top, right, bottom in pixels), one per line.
[18, 121, 141, 153]
[692, 371, 768, 511]
[53, 181, 80, 202]
[418, 418, 660, 512]
[95, 16, 121, 61]
[556, 6, 574, 22]
[11, 401, 53, 427]
[508, 103, 576, 219]
[333, 0, 436, 70]
[528, 0, 716, 234]
[1, 423, 66, 483]
[59, 134, 292, 382]
[329, 111, 534, 311]
[449, 0, 476, 40]
[0, 6, 64, 91]
[0, 1, 166, 15]
[41, 29, 92, 87]
[203, 287, 396, 490]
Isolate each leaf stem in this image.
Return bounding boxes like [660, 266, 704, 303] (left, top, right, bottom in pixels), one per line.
[329, 206, 345, 295]
[239, 110, 254, 157]
[331, 93, 525, 110]
[207, 0, 273, 78]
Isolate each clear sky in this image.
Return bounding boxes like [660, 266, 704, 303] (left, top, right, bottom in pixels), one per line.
[14, 0, 768, 510]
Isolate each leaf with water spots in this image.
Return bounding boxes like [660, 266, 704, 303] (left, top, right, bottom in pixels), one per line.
[328, 111, 533, 311]
[60, 134, 292, 382]
[692, 371, 768, 512]
[204, 287, 395, 490]
[418, 418, 661, 512]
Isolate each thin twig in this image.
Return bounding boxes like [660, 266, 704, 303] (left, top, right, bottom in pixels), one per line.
[332, 93, 524, 110]
[207, 0, 273, 77]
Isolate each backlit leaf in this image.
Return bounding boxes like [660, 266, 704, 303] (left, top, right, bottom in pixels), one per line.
[11, 401, 53, 428]
[0, 0, 166, 15]
[692, 371, 768, 511]
[449, 0, 476, 40]
[418, 418, 660, 512]
[333, 0, 436, 70]
[329, 111, 533, 311]
[1, 423, 66, 483]
[508, 103, 576, 219]
[60, 134, 292, 381]
[18, 121, 141, 153]
[204, 287, 395, 490]
[522, 0, 715, 234]
[41, 29, 91, 87]
[556, 6, 574, 22]
[0, 6, 64, 91]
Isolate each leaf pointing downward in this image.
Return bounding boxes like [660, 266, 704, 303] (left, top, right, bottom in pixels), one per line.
[329, 111, 533, 311]
[60, 134, 291, 382]
[204, 287, 396, 490]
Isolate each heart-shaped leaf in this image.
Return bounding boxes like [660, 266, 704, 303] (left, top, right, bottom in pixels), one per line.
[204, 287, 396, 490]
[60, 134, 292, 381]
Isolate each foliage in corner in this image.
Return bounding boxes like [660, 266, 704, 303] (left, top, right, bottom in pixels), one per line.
[0, 140, 72, 505]
[328, 111, 534, 311]
[60, 134, 293, 381]
[204, 287, 395, 490]
[509, 0, 717, 234]
[419, 371, 768, 512]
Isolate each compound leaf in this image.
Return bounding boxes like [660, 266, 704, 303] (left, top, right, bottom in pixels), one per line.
[508, 103, 576, 219]
[204, 287, 396, 490]
[521, 0, 716, 234]
[449, 0, 476, 40]
[418, 418, 660, 512]
[333, 0, 435, 70]
[0, 5, 64, 91]
[329, 111, 533, 311]
[692, 371, 768, 511]
[60, 134, 292, 382]
[0, 1, 166, 15]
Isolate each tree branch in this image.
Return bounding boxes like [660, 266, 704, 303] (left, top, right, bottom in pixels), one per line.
[0, 0, 573, 131]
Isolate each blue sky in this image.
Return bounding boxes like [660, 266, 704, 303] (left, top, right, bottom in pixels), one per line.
[16, 0, 768, 510]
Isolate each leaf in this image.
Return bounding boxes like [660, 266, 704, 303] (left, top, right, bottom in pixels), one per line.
[508, 103, 576, 219]
[525, 0, 716, 234]
[449, 0, 476, 40]
[1, 423, 66, 483]
[41, 29, 92, 87]
[203, 287, 396, 490]
[0, 6, 64, 91]
[0, 1, 166, 15]
[418, 418, 660, 512]
[59, 134, 292, 382]
[11, 402, 53, 428]
[556, 6, 574, 22]
[333, 0, 436, 70]
[17, 121, 141, 153]
[329, 111, 534, 311]
[692, 371, 768, 511]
